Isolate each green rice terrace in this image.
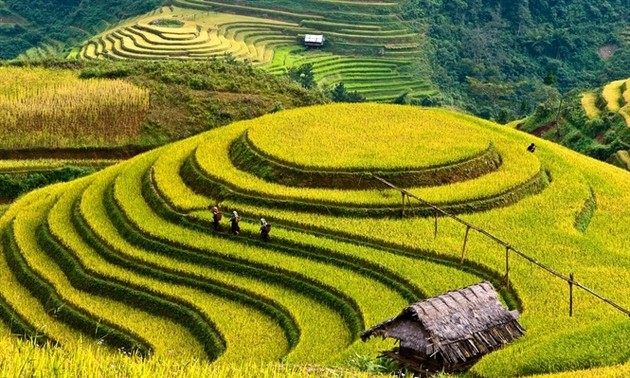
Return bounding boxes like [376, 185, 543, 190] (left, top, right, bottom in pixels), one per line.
[74, 4, 434, 102]
[581, 77, 630, 170]
[1, 103, 630, 377]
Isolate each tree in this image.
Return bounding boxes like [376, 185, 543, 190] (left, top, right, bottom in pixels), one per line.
[288, 63, 316, 89]
[330, 83, 365, 103]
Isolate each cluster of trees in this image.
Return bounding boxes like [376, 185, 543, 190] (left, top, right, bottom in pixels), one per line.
[402, 0, 630, 122]
[288, 63, 366, 103]
[0, 166, 95, 201]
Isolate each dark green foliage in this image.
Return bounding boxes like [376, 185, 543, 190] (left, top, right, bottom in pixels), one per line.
[2, 59, 326, 146]
[0, 166, 95, 201]
[402, 0, 629, 121]
[522, 89, 630, 167]
[574, 188, 597, 232]
[75, 60, 326, 143]
[330, 83, 366, 103]
[287, 63, 316, 89]
[1, 0, 627, 123]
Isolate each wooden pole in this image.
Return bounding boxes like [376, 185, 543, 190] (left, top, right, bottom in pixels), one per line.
[569, 273, 574, 317]
[401, 192, 406, 217]
[505, 245, 510, 289]
[433, 211, 438, 239]
[460, 225, 471, 264]
[373, 175, 630, 318]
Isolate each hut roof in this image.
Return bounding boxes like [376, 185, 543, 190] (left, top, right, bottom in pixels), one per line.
[304, 34, 325, 45]
[361, 281, 524, 365]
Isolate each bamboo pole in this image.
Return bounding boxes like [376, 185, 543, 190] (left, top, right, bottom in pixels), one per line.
[461, 225, 471, 264]
[401, 192, 406, 217]
[505, 245, 510, 289]
[569, 273, 574, 317]
[372, 174, 630, 318]
[433, 211, 438, 239]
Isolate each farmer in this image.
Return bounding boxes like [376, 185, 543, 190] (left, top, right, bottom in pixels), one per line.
[229, 211, 241, 235]
[211, 206, 222, 231]
[260, 218, 271, 242]
[527, 143, 536, 153]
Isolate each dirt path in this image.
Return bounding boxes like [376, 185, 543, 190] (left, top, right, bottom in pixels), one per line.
[531, 121, 558, 137]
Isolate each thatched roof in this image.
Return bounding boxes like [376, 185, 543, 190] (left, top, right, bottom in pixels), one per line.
[361, 281, 524, 366]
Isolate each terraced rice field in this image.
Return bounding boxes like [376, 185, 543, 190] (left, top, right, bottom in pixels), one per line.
[580, 78, 630, 171]
[77, 4, 433, 101]
[582, 77, 630, 125]
[2, 104, 630, 377]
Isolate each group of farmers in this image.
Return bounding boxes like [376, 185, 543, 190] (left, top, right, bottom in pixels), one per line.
[211, 206, 271, 242]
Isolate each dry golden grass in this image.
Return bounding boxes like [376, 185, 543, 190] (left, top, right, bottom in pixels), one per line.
[0, 67, 148, 148]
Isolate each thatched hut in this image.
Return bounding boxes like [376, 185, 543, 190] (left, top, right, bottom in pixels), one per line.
[361, 281, 524, 375]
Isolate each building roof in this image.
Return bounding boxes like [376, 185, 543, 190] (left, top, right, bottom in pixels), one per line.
[304, 34, 325, 44]
[361, 281, 524, 365]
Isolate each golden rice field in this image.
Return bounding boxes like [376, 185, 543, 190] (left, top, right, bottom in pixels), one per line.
[1, 103, 630, 377]
[76, 5, 433, 102]
[583, 77, 630, 125]
[580, 92, 600, 119]
[0, 67, 148, 148]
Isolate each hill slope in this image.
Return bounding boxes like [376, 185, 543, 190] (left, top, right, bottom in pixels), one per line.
[0, 60, 325, 147]
[2, 0, 628, 118]
[1, 103, 630, 376]
[73, 4, 434, 102]
[520, 77, 630, 171]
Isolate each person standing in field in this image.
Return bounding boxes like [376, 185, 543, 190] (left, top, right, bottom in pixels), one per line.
[527, 143, 536, 152]
[211, 206, 222, 231]
[230, 211, 241, 235]
[260, 218, 271, 242]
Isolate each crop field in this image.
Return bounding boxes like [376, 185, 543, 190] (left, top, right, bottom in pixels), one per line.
[582, 77, 630, 125]
[1, 103, 630, 377]
[579, 77, 630, 171]
[0, 67, 148, 148]
[77, 4, 433, 102]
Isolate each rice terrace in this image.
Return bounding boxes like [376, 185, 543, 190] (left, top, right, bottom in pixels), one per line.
[0, 0, 630, 376]
[74, 3, 433, 102]
[0, 102, 630, 377]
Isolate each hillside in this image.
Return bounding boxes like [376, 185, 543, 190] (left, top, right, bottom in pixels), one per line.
[2, 0, 628, 117]
[1, 103, 630, 377]
[0, 60, 325, 147]
[520, 76, 630, 171]
[402, 0, 630, 121]
[72, 4, 434, 102]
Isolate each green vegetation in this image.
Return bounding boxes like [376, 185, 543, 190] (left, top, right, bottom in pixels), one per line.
[74, 6, 432, 102]
[1, 103, 630, 377]
[402, 0, 630, 122]
[521, 77, 630, 171]
[0, 166, 97, 201]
